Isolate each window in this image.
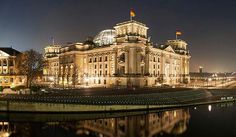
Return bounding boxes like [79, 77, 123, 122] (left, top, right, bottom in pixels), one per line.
[94, 57, 97, 62]
[104, 80, 106, 84]
[153, 57, 156, 62]
[100, 70, 102, 75]
[100, 64, 102, 69]
[94, 65, 97, 69]
[9, 60, 14, 66]
[3, 69, 7, 74]
[99, 57, 102, 62]
[153, 65, 156, 69]
[158, 58, 160, 62]
[105, 70, 108, 75]
[3, 60, 7, 66]
[10, 68, 14, 74]
[89, 58, 92, 63]
[105, 56, 108, 61]
[105, 64, 108, 68]
[119, 53, 125, 62]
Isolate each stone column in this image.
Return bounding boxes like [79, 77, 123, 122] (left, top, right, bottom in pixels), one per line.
[114, 52, 117, 75]
[13, 59, 16, 74]
[6, 59, 9, 74]
[107, 54, 110, 76]
[125, 51, 129, 74]
[144, 51, 150, 75]
[136, 51, 141, 74]
[0, 60, 2, 74]
[129, 47, 136, 74]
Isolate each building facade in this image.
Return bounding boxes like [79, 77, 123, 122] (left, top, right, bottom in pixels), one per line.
[43, 20, 190, 88]
[0, 47, 26, 87]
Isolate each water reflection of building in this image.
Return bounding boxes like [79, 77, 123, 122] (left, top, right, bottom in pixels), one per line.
[77, 109, 190, 137]
[0, 109, 190, 137]
[0, 122, 12, 137]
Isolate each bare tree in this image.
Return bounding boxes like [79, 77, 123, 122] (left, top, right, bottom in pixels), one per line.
[16, 49, 43, 88]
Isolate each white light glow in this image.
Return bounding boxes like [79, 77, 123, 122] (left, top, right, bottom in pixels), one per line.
[208, 105, 212, 112]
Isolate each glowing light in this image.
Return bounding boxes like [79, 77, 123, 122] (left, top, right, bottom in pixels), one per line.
[85, 77, 89, 82]
[10, 83, 15, 88]
[208, 105, 212, 112]
[48, 76, 54, 81]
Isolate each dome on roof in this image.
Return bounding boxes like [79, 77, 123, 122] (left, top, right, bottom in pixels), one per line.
[93, 29, 116, 46]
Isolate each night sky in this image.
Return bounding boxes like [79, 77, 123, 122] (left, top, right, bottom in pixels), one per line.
[0, 0, 235, 72]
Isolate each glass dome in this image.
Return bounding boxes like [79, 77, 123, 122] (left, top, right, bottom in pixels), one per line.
[93, 29, 116, 46]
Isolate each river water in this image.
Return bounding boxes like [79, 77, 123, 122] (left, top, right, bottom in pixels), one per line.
[0, 102, 235, 137]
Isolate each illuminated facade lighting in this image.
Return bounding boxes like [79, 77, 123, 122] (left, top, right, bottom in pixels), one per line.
[43, 19, 190, 88]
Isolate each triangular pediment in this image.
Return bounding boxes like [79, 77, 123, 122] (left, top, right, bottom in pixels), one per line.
[163, 45, 175, 53]
[0, 50, 10, 57]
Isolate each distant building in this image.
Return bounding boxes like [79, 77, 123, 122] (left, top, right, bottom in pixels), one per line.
[199, 66, 203, 73]
[0, 47, 26, 87]
[43, 19, 190, 88]
[189, 72, 235, 87]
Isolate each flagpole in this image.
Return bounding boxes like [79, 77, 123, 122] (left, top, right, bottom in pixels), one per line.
[52, 38, 55, 46]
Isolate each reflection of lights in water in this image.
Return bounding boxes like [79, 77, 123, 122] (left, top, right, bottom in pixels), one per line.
[111, 122, 114, 128]
[0, 122, 9, 125]
[0, 122, 10, 137]
[208, 105, 212, 112]
[85, 130, 90, 135]
[0, 132, 10, 137]
[174, 111, 177, 117]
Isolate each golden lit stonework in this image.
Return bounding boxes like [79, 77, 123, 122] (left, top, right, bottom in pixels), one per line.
[0, 47, 26, 88]
[43, 20, 190, 88]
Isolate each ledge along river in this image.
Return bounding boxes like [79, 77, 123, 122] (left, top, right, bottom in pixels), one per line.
[0, 102, 235, 137]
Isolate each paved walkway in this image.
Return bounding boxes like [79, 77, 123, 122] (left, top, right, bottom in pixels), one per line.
[1, 88, 235, 106]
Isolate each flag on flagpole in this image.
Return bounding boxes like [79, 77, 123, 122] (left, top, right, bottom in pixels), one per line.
[175, 30, 182, 40]
[130, 8, 135, 20]
[176, 30, 182, 35]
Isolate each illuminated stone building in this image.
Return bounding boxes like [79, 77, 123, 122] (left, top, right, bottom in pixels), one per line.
[43, 19, 190, 88]
[0, 47, 26, 87]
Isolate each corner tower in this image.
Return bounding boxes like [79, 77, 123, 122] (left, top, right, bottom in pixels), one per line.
[114, 20, 149, 44]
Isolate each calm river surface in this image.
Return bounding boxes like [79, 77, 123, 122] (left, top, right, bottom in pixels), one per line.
[0, 102, 235, 137]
